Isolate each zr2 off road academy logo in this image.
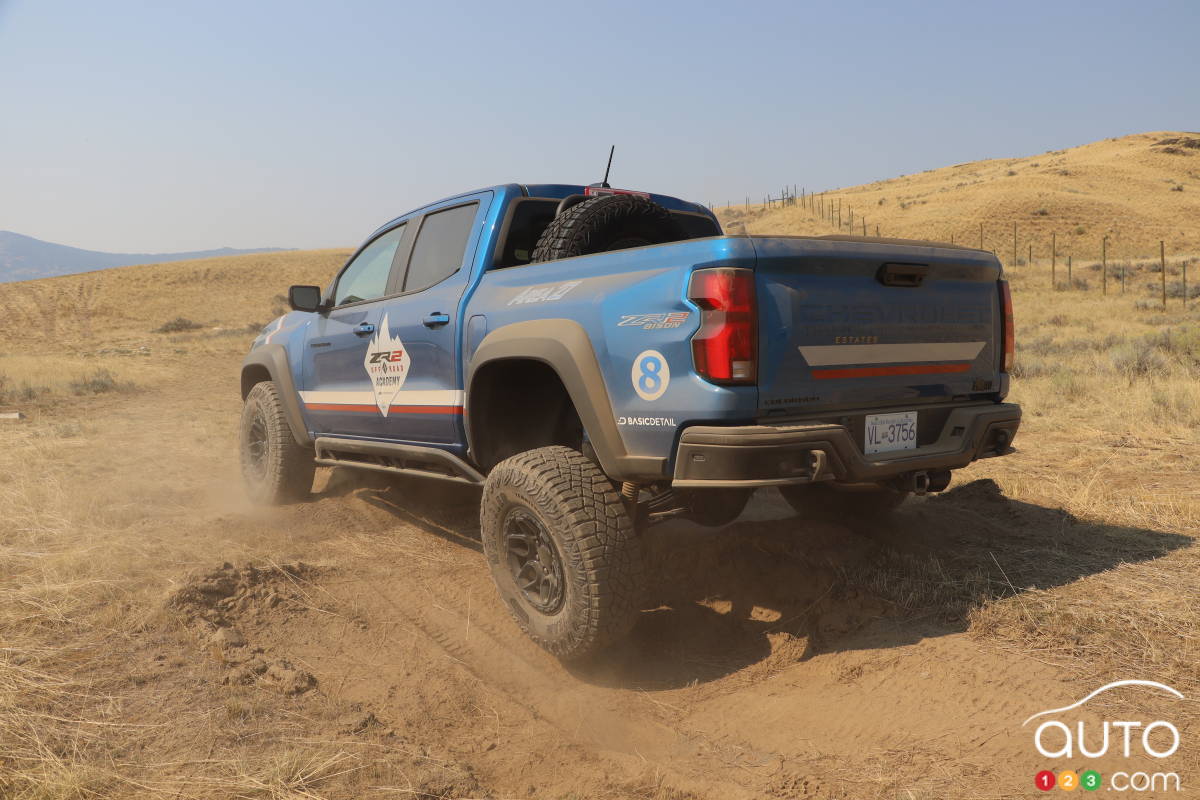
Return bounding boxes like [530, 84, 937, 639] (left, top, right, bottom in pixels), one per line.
[1025, 680, 1184, 793]
[363, 314, 410, 417]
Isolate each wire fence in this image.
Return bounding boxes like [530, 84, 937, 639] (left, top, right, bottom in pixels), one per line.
[708, 189, 1196, 311]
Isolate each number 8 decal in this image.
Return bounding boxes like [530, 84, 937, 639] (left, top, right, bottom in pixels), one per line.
[632, 349, 670, 401]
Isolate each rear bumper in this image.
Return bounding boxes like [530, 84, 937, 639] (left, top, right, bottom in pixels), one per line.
[671, 402, 1021, 489]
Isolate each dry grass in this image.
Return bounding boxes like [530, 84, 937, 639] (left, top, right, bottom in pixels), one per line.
[0, 249, 348, 351]
[964, 268, 1200, 699]
[0, 354, 148, 406]
[719, 131, 1200, 260]
[1004, 268, 1200, 450]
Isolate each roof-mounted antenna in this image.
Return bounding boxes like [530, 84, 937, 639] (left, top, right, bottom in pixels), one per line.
[601, 145, 614, 188]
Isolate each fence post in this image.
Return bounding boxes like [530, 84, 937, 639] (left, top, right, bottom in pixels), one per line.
[1052, 232, 1057, 290]
[876, 224, 880, 236]
[1102, 236, 1107, 295]
[862, 217, 867, 236]
[1161, 241, 1167, 309]
[979, 222, 984, 249]
[1012, 221, 1017, 267]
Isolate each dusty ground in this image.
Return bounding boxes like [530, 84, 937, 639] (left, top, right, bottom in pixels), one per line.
[1, 242, 1198, 798]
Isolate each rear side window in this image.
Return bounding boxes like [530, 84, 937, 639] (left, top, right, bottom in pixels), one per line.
[334, 224, 406, 306]
[673, 211, 721, 238]
[493, 199, 559, 268]
[404, 203, 477, 292]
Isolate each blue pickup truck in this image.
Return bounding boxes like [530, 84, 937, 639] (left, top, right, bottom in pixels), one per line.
[239, 183, 1020, 659]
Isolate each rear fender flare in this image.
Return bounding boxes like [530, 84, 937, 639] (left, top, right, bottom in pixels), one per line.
[466, 319, 666, 482]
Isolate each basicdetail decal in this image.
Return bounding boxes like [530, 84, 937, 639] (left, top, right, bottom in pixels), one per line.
[618, 416, 676, 427]
[618, 312, 691, 330]
[631, 349, 669, 401]
[363, 314, 411, 416]
[300, 389, 464, 415]
[797, 341, 986, 366]
[507, 280, 582, 306]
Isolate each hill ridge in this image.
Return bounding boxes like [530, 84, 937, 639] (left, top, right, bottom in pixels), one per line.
[0, 230, 292, 284]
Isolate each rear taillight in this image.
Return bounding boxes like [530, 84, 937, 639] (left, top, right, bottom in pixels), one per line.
[999, 279, 1014, 373]
[688, 268, 757, 384]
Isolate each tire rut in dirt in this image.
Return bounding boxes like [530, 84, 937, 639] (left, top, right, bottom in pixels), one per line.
[317, 571, 766, 798]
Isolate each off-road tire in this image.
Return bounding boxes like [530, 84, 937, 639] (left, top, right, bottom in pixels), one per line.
[480, 445, 644, 660]
[239, 381, 315, 505]
[683, 488, 754, 528]
[530, 193, 682, 262]
[778, 482, 909, 521]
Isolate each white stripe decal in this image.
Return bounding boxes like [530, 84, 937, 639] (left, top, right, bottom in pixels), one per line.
[798, 341, 986, 367]
[299, 389, 464, 406]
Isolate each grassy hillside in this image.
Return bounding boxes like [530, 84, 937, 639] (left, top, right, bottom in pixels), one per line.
[0, 248, 350, 350]
[719, 131, 1200, 260]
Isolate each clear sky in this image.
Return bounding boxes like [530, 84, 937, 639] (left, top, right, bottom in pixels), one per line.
[1, 0, 1197, 253]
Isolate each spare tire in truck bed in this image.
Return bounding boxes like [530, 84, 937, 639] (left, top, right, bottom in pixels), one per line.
[531, 193, 683, 262]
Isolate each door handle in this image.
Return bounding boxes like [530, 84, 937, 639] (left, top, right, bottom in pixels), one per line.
[422, 312, 450, 328]
[354, 323, 376, 336]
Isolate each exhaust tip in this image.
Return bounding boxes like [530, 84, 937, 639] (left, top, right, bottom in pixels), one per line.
[927, 469, 952, 493]
[899, 469, 951, 496]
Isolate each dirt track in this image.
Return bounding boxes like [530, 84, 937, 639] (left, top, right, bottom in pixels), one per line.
[2, 342, 1183, 799]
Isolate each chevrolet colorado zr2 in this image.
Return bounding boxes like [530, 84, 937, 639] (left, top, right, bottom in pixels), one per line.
[239, 183, 1020, 659]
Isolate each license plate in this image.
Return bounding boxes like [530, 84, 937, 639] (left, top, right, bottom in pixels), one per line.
[864, 411, 918, 454]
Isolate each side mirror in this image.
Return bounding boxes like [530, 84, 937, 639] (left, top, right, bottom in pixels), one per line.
[288, 285, 325, 313]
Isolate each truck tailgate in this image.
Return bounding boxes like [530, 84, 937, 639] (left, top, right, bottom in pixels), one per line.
[753, 236, 1003, 421]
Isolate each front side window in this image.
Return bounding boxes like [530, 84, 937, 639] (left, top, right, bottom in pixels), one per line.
[334, 224, 406, 306]
[404, 203, 477, 292]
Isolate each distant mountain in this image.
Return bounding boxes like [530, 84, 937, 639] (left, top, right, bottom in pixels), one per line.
[0, 231, 292, 283]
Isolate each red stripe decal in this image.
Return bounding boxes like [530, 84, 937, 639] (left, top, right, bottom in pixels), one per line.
[388, 405, 464, 415]
[811, 363, 972, 379]
[304, 403, 463, 415]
